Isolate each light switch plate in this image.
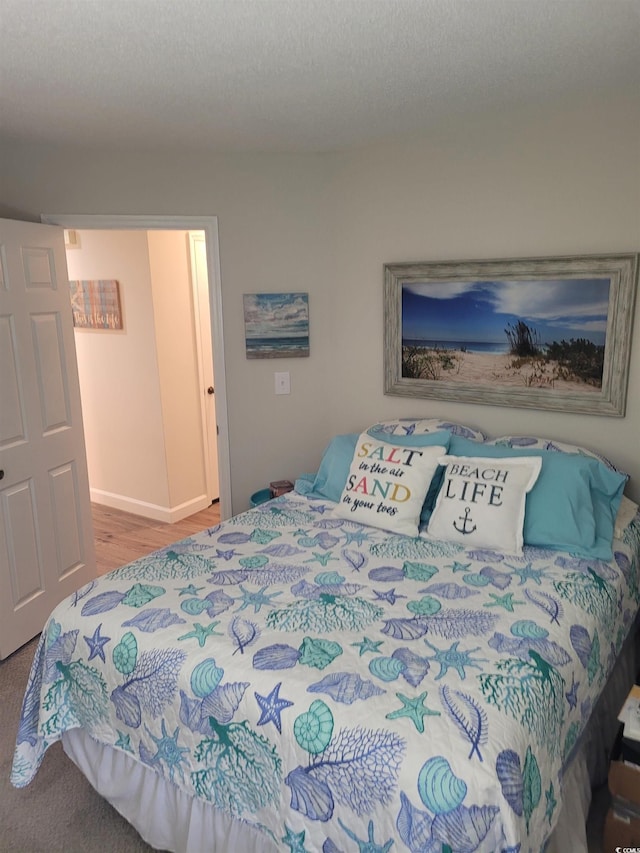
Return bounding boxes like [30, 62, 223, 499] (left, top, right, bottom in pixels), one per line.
[275, 371, 290, 395]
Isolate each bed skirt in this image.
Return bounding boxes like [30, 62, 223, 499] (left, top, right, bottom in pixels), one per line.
[61, 620, 640, 853]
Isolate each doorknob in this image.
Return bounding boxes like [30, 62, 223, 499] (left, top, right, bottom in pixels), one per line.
[207, 386, 214, 395]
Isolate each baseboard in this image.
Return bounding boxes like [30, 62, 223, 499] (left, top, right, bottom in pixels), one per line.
[90, 489, 211, 524]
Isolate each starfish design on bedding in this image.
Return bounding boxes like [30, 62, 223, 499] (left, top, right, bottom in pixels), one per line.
[343, 528, 373, 546]
[304, 551, 339, 567]
[83, 623, 111, 662]
[281, 825, 308, 853]
[446, 560, 472, 573]
[545, 782, 557, 822]
[177, 583, 204, 596]
[484, 592, 525, 612]
[177, 621, 222, 647]
[338, 818, 394, 853]
[144, 719, 189, 784]
[254, 682, 294, 734]
[372, 587, 406, 605]
[114, 731, 133, 753]
[215, 548, 237, 561]
[235, 584, 282, 613]
[506, 562, 548, 586]
[565, 676, 579, 709]
[385, 690, 440, 733]
[351, 636, 384, 656]
[423, 639, 487, 680]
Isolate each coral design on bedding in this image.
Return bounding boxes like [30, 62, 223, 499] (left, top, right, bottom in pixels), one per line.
[12, 491, 640, 853]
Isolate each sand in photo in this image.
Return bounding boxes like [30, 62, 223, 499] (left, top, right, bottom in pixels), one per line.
[402, 347, 601, 393]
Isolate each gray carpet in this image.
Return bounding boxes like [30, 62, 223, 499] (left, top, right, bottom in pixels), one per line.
[2, 636, 607, 852]
[1, 636, 153, 853]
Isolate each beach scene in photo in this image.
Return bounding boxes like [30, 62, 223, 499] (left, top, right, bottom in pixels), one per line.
[243, 292, 310, 358]
[401, 277, 610, 392]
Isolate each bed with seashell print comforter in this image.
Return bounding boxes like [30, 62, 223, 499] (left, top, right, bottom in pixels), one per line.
[11, 490, 640, 853]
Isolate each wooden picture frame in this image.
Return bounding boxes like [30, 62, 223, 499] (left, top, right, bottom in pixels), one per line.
[384, 254, 638, 416]
[69, 279, 123, 330]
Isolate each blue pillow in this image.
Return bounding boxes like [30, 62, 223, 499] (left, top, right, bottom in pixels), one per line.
[311, 434, 359, 502]
[447, 436, 627, 559]
[311, 431, 451, 505]
[294, 473, 317, 495]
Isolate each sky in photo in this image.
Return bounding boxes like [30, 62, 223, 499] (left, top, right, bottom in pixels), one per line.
[243, 292, 309, 339]
[401, 278, 610, 347]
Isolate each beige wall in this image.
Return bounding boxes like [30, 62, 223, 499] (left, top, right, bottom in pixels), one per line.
[66, 230, 170, 510]
[66, 229, 208, 519]
[2, 93, 639, 508]
[323, 97, 640, 499]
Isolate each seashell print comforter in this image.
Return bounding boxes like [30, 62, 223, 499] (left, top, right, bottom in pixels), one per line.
[11, 491, 640, 852]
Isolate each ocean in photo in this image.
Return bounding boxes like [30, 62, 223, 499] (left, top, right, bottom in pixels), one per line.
[402, 338, 509, 355]
[245, 335, 310, 357]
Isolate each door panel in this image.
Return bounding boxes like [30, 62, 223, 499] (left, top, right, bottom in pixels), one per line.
[0, 218, 96, 658]
[49, 461, 84, 579]
[32, 312, 71, 431]
[2, 478, 43, 606]
[0, 315, 27, 446]
[22, 245, 56, 289]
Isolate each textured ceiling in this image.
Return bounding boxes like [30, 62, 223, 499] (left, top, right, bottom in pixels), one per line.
[1, 0, 639, 152]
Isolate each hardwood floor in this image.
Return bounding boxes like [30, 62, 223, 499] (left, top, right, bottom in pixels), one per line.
[92, 502, 221, 576]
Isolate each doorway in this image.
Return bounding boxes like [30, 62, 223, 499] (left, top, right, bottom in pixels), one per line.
[42, 214, 232, 521]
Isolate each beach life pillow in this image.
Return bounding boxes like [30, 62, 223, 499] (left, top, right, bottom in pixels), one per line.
[311, 430, 451, 504]
[447, 436, 628, 559]
[426, 454, 542, 555]
[368, 418, 487, 442]
[334, 433, 448, 537]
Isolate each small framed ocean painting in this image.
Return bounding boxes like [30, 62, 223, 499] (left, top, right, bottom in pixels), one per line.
[243, 292, 310, 359]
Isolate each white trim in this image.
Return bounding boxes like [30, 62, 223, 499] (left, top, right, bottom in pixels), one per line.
[90, 488, 212, 524]
[188, 231, 218, 504]
[41, 213, 232, 520]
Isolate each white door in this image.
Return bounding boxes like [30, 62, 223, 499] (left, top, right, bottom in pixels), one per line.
[189, 232, 220, 502]
[0, 218, 96, 659]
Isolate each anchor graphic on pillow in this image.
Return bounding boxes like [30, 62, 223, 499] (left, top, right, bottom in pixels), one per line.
[453, 506, 477, 535]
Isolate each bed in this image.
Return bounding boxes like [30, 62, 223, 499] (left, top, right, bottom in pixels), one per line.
[11, 418, 640, 853]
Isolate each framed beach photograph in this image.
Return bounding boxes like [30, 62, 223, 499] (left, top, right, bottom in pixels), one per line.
[384, 254, 638, 416]
[243, 292, 310, 358]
